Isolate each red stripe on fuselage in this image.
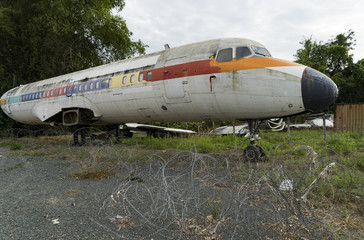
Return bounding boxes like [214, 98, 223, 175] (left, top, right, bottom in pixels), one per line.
[145, 60, 221, 81]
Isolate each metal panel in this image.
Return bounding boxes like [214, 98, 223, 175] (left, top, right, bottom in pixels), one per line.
[335, 103, 364, 132]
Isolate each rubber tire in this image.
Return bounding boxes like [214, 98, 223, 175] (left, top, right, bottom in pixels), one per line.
[243, 145, 265, 162]
[256, 145, 266, 158]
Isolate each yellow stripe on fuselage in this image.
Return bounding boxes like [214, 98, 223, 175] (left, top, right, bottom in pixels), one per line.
[110, 72, 146, 88]
[0, 98, 6, 106]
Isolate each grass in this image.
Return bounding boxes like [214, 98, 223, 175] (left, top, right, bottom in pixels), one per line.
[4, 162, 25, 172]
[0, 141, 22, 150]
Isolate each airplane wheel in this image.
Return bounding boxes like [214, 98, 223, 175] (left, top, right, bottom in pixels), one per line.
[256, 145, 266, 160]
[243, 145, 264, 162]
[123, 130, 133, 138]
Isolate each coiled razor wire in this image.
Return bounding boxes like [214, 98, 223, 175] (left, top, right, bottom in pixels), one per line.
[91, 142, 352, 239]
[0, 128, 357, 239]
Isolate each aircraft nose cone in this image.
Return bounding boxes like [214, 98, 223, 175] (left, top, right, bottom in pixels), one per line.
[301, 67, 338, 112]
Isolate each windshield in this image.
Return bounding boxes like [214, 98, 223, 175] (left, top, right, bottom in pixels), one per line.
[252, 46, 271, 57]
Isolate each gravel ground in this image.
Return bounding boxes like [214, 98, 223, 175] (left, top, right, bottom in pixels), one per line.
[0, 147, 123, 239]
[0, 146, 277, 240]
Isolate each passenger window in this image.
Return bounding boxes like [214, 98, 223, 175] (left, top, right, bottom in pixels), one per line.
[138, 73, 143, 82]
[130, 74, 135, 83]
[236, 47, 252, 60]
[58, 89, 62, 95]
[146, 72, 152, 81]
[96, 81, 100, 89]
[89, 82, 94, 90]
[78, 84, 82, 92]
[101, 80, 108, 88]
[216, 48, 233, 62]
[122, 76, 127, 84]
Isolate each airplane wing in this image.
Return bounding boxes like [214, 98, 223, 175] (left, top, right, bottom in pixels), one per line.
[209, 124, 248, 136]
[122, 123, 196, 137]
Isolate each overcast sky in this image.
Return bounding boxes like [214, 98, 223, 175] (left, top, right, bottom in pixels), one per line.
[121, 0, 363, 62]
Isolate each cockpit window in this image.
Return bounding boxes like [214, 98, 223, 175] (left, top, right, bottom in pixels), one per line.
[236, 47, 252, 60]
[216, 48, 233, 62]
[252, 46, 271, 57]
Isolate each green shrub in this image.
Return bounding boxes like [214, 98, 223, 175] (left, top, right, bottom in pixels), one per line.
[9, 141, 22, 150]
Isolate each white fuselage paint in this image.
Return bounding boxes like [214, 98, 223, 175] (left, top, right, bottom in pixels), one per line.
[1, 38, 308, 126]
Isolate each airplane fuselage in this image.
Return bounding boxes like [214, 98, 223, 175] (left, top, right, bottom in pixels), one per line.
[0, 38, 338, 126]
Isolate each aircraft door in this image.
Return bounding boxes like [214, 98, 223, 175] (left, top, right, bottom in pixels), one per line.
[163, 57, 191, 104]
[163, 78, 191, 103]
[66, 80, 74, 97]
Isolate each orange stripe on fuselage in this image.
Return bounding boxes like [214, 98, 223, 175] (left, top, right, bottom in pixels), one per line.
[210, 57, 302, 73]
[147, 57, 301, 82]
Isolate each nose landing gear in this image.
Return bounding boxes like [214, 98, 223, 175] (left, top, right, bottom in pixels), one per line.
[242, 120, 266, 162]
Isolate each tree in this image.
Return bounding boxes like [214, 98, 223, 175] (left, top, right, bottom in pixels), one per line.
[0, 0, 146, 128]
[294, 37, 328, 73]
[295, 30, 363, 104]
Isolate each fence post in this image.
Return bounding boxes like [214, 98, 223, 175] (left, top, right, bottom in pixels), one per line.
[323, 113, 327, 148]
[286, 117, 290, 142]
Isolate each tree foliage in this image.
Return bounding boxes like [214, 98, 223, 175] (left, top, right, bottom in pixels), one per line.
[295, 30, 363, 103]
[0, 0, 146, 127]
[0, 0, 146, 85]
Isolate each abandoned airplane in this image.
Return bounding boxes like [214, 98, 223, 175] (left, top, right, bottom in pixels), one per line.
[0, 38, 338, 160]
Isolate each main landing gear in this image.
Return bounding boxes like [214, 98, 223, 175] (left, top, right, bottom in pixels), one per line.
[72, 125, 133, 146]
[73, 126, 88, 146]
[242, 120, 266, 162]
